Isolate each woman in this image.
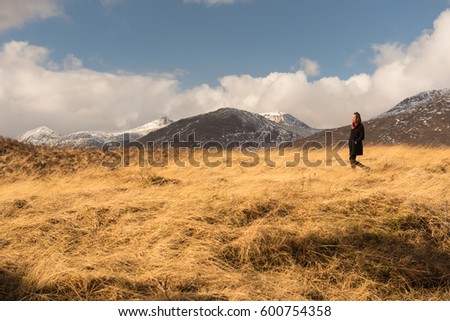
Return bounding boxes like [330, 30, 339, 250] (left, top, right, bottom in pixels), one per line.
[349, 112, 368, 170]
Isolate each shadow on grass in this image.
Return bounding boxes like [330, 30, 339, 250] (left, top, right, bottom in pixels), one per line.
[221, 223, 450, 291]
[0, 268, 22, 300]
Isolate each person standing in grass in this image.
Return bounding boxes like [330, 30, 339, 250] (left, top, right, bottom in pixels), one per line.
[349, 112, 368, 170]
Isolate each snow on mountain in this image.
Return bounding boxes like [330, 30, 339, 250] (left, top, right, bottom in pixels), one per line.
[371, 88, 450, 145]
[116, 116, 173, 137]
[260, 112, 311, 129]
[139, 107, 319, 147]
[17, 126, 63, 146]
[17, 117, 173, 147]
[376, 88, 450, 118]
[296, 88, 450, 147]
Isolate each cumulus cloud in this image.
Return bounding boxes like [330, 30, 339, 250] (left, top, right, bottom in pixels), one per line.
[0, 41, 181, 136]
[183, 0, 252, 6]
[0, 0, 62, 32]
[1, 9, 450, 137]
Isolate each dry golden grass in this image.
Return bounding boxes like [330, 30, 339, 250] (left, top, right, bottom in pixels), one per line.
[0, 137, 449, 300]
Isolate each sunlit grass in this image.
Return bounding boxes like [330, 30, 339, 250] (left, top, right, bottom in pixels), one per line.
[0, 138, 449, 300]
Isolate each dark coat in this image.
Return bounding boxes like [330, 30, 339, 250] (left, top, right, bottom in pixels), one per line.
[349, 123, 364, 156]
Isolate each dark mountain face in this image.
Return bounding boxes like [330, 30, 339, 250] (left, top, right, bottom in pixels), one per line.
[138, 107, 319, 148]
[294, 89, 450, 147]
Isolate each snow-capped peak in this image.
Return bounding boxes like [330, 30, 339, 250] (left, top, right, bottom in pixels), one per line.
[17, 116, 173, 148]
[117, 116, 173, 136]
[17, 126, 62, 143]
[261, 112, 310, 128]
[261, 112, 287, 123]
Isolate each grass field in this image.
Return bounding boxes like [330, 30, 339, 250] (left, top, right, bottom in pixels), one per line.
[0, 138, 449, 300]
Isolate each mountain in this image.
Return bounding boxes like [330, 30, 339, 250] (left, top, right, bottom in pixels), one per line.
[370, 89, 450, 145]
[17, 117, 173, 148]
[260, 112, 311, 128]
[17, 126, 63, 146]
[377, 89, 450, 118]
[138, 107, 319, 148]
[115, 116, 172, 137]
[294, 88, 450, 147]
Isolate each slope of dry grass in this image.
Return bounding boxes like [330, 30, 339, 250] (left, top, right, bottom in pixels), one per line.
[0, 138, 449, 300]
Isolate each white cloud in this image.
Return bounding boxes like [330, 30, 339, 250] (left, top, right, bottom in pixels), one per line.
[183, 0, 252, 6]
[0, 0, 62, 32]
[2, 9, 450, 137]
[371, 43, 407, 67]
[299, 58, 321, 77]
[0, 41, 180, 135]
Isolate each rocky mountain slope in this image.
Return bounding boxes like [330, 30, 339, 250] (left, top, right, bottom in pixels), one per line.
[138, 108, 319, 148]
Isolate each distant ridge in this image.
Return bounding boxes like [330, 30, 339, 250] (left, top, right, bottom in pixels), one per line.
[15, 89, 450, 148]
[17, 117, 173, 148]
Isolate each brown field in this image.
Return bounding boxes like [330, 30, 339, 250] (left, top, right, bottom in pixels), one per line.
[0, 137, 449, 300]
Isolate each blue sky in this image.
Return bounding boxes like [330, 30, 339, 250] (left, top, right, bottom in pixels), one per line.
[1, 0, 450, 136]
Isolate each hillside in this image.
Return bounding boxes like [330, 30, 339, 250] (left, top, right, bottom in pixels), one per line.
[295, 89, 450, 147]
[1, 138, 449, 300]
[0, 137, 105, 177]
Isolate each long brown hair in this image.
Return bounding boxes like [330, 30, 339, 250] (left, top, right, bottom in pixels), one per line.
[352, 112, 361, 129]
